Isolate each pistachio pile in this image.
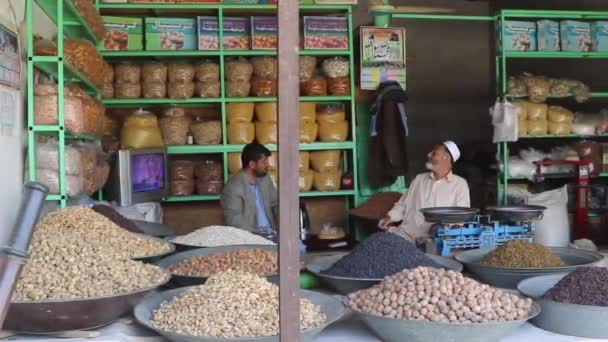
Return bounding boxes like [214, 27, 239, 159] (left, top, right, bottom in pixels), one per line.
[152, 272, 326, 337]
[168, 249, 278, 277]
[480, 240, 565, 268]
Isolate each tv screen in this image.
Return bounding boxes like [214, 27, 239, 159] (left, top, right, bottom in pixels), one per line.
[131, 153, 165, 193]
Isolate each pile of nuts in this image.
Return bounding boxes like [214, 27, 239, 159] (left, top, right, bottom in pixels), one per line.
[480, 240, 566, 269]
[171, 225, 275, 247]
[35, 206, 172, 259]
[14, 235, 168, 301]
[348, 267, 534, 323]
[152, 271, 326, 337]
[168, 249, 277, 277]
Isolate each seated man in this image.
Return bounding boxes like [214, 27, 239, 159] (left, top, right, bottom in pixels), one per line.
[221, 143, 278, 238]
[378, 141, 470, 241]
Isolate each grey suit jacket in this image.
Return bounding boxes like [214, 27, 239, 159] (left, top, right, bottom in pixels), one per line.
[220, 171, 278, 232]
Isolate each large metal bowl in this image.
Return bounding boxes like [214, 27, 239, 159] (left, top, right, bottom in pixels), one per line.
[518, 273, 608, 338]
[155, 245, 281, 286]
[455, 247, 604, 289]
[4, 271, 171, 334]
[419, 207, 480, 224]
[133, 287, 346, 342]
[307, 253, 463, 295]
[352, 303, 540, 342]
[133, 235, 176, 263]
[486, 205, 546, 222]
[132, 220, 175, 237]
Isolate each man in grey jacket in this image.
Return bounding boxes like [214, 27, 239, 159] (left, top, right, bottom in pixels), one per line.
[220, 143, 278, 238]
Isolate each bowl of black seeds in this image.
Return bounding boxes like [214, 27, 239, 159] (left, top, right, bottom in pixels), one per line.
[518, 267, 608, 339]
[307, 232, 463, 295]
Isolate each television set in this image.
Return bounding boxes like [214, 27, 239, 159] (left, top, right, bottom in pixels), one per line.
[105, 148, 169, 206]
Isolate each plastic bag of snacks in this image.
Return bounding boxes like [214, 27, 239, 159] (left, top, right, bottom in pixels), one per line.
[168, 82, 195, 99]
[251, 78, 277, 97]
[228, 122, 255, 144]
[517, 101, 547, 121]
[316, 104, 345, 124]
[228, 153, 242, 175]
[143, 82, 167, 98]
[74, 0, 106, 40]
[328, 76, 350, 96]
[102, 83, 114, 99]
[195, 61, 220, 82]
[301, 76, 327, 96]
[171, 160, 195, 181]
[322, 57, 349, 78]
[527, 120, 548, 136]
[196, 81, 221, 98]
[300, 102, 316, 124]
[34, 89, 86, 134]
[299, 152, 310, 171]
[251, 56, 278, 80]
[573, 82, 592, 103]
[227, 81, 251, 97]
[159, 108, 191, 145]
[114, 63, 141, 83]
[310, 150, 341, 172]
[548, 106, 574, 123]
[168, 62, 195, 82]
[227, 102, 254, 123]
[35, 169, 83, 197]
[191, 119, 222, 145]
[525, 75, 551, 103]
[548, 122, 572, 136]
[121, 109, 164, 148]
[195, 159, 223, 181]
[171, 179, 195, 196]
[518, 119, 528, 137]
[299, 170, 314, 192]
[64, 40, 106, 88]
[142, 62, 168, 83]
[255, 102, 277, 122]
[550, 78, 573, 98]
[93, 156, 111, 194]
[196, 179, 223, 195]
[313, 171, 342, 191]
[318, 120, 348, 142]
[73, 143, 98, 196]
[115, 82, 142, 98]
[226, 57, 253, 82]
[255, 121, 277, 144]
[36, 140, 82, 175]
[103, 62, 114, 84]
[102, 115, 121, 137]
[507, 76, 527, 97]
[299, 56, 317, 82]
[300, 122, 318, 143]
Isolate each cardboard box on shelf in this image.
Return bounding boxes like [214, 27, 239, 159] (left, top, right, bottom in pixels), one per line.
[560, 20, 592, 52]
[537, 20, 560, 52]
[101, 16, 143, 51]
[145, 17, 197, 51]
[591, 21, 608, 52]
[502, 20, 537, 51]
[223, 17, 250, 50]
[251, 16, 278, 50]
[303, 16, 349, 50]
[197, 16, 219, 50]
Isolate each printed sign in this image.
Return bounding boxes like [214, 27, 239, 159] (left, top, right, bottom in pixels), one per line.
[0, 23, 20, 89]
[360, 26, 406, 91]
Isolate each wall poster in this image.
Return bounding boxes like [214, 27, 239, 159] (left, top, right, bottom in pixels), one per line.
[360, 26, 406, 91]
[0, 22, 20, 89]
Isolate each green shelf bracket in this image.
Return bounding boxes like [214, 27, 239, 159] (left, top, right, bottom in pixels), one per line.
[36, 0, 99, 44]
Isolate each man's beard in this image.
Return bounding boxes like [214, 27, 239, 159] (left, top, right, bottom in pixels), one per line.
[425, 161, 435, 171]
[255, 170, 268, 178]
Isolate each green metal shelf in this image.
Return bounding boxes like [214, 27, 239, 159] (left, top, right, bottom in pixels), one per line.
[507, 93, 608, 99]
[167, 142, 355, 154]
[501, 9, 608, 20]
[300, 50, 350, 56]
[103, 98, 222, 107]
[31, 57, 101, 94]
[300, 96, 352, 102]
[518, 134, 608, 139]
[299, 190, 355, 197]
[100, 50, 221, 57]
[225, 97, 277, 103]
[224, 50, 277, 56]
[163, 191, 355, 202]
[36, 0, 99, 43]
[502, 51, 608, 59]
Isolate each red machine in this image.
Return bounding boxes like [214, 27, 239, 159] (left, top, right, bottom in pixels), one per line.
[533, 160, 591, 239]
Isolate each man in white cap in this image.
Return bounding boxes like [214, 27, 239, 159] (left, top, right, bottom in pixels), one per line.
[378, 141, 470, 241]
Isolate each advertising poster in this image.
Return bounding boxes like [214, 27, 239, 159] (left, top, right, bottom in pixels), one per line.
[0, 22, 20, 89]
[360, 26, 406, 91]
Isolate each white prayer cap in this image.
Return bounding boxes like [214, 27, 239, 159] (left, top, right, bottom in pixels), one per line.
[442, 141, 460, 162]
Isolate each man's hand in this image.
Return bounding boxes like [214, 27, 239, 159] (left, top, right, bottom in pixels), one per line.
[378, 215, 393, 230]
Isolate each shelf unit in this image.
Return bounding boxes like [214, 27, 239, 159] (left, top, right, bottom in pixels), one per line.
[27, 0, 103, 207]
[496, 9, 608, 204]
[95, 2, 359, 204]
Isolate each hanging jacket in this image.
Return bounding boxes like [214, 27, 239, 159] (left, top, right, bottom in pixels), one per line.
[368, 81, 409, 188]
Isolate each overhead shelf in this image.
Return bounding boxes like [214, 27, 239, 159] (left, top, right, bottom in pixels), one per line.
[31, 56, 101, 94]
[299, 190, 355, 197]
[518, 134, 608, 139]
[101, 50, 349, 58]
[501, 9, 608, 20]
[103, 98, 222, 107]
[36, 0, 99, 44]
[97, 3, 352, 12]
[502, 51, 608, 59]
[166, 142, 355, 154]
[164, 190, 355, 202]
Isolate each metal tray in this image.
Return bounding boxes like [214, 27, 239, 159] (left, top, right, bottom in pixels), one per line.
[352, 302, 540, 342]
[486, 205, 546, 222]
[133, 287, 346, 342]
[5, 271, 171, 334]
[132, 235, 176, 263]
[419, 207, 480, 224]
[307, 253, 463, 295]
[155, 245, 283, 286]
[518, 273, 608, 339]
[455, 247, 604, 289]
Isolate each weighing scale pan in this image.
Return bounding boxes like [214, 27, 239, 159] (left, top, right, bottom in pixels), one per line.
[4, 271, 171, 334]
[419, 207, 480, 224]
[485, 205, 546, 222]
[518, 273, 608, 338]
[132, 235, 176, 263]
[455, 247, 604, 289]
[134, 287, 346, 342]
[352, 302, 540, 342]
[155, 245, 290, 286]
[306, 253, 463, 295]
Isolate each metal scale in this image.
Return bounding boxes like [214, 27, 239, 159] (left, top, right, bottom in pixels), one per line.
[421, 206, 546, 257]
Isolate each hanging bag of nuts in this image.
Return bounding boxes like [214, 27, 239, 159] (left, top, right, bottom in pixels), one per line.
[159, 107, 191, 145]
[190, 118, 222, 145]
